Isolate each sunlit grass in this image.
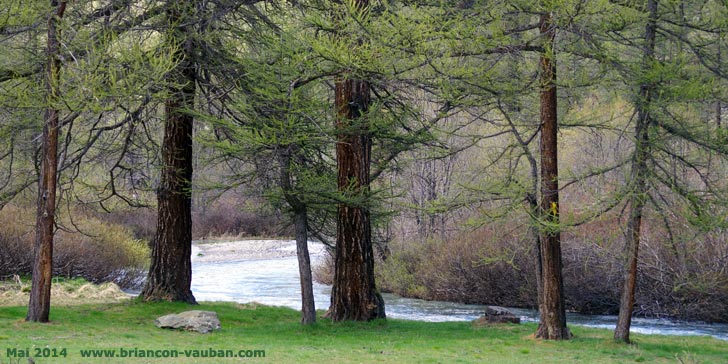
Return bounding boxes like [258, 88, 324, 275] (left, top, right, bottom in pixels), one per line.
[1, 301, 726, 364]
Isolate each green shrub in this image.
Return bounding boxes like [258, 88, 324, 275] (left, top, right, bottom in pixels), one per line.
[375, 223, 537, 307]
[99, 193, 290, 242]
[0, 204, 149, 289]
[374, 216, 728, 323]
[375, 240, 429, 299]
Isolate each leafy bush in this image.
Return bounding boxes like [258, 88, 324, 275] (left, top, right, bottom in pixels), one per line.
[375, 240, 429, 299]
[100, 195, 290, 242]
[375, 223, 537, 307]
[372, 216, 728, 323]
[312, 252, 334, 286]
[101, 208, 157, 242]
[192, 205, 286, 239]
[0, 204, 149, 289]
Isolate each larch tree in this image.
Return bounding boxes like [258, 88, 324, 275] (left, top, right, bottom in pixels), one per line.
[613, 0, 658, 344]
[534, 7, 570, 340]
[608, 0, 728, 343]
[201, 24, 335, 324]
[26, 0, 67, 323]
[367, 1, 573, 334]
[202, 0, 444, 323]
[141, 0, 197, 303]
[329, 0, 385, 321]
[2, 0, 178, 319]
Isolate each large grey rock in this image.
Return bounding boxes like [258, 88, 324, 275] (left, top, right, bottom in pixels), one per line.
[473, 306, 521, 325]
[155, 310, 221, 334]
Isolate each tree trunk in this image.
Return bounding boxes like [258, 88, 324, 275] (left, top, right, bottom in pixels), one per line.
[535, 11, 570, 340]
[295, 208, 316, 324]
[614, 0, 658, 344]
[717, 101, 722, 128]
[329, 75, 385, 321]
[27, 0, 67, 323]
[140, 1, 196, 304]
[717, 40, 722, 128]
[279, 149, 317, 325]
[532, 197, 544, 332]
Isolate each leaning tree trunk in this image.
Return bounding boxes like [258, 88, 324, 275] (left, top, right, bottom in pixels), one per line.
[140, 1, 196, 304]
[535, 11, 570, 340]
[295, 208, 316, 324]
[614, 0, 658, 344]
[27, 0, 67, 323]
[279, 150, 316, 324]
[329, 75, 385, 321]
[613, 166, 647, 343]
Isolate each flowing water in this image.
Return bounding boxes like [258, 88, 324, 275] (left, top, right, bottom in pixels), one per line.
[190, 242, 728, 341]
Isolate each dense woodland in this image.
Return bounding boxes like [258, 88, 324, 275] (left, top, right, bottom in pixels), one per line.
[1, 0, 727, 343]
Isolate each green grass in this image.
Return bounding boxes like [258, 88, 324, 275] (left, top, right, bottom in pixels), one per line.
[0, 301, 726, 364]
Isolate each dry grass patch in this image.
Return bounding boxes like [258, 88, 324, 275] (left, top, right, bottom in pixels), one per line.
[0, 278, 131, 307]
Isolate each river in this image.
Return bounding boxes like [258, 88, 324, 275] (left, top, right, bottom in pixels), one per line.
[189, 242, 728, 341]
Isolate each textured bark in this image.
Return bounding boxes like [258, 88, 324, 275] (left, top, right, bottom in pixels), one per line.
[27, 0, 67, 323]
[533, 210, 545, 334]
[614, 0, 658, 344]
[329, 76, 385, 321]
[717, 101, 722, 128]
[614, 179, 646, 343]
[717, 41, 722, 128]
[140, 2, 196, 304]
[279, 150, 317, 324]
[295, 209, 316, 324]
[535, 11, 570, 340]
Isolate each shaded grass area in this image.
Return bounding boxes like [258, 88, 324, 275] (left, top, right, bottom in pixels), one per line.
[0, 301, 726, 364]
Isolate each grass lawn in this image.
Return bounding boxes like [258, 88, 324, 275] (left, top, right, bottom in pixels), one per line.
[1, 301, 727, 364]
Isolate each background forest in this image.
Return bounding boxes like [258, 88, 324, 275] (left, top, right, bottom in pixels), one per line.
[1, 0, 727, 333]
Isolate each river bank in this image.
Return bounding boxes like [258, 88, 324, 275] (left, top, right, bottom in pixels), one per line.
[190, 239, 728, 341]
[193, 238, 326, 262]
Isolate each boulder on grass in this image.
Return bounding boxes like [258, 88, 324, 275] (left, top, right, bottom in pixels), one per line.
[473, 306, 521, 325]
[155, 310, 221, 334]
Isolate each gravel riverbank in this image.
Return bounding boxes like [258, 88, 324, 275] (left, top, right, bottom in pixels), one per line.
[192, 239, 327, 263]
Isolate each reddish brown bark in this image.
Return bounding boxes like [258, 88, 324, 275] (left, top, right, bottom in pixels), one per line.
[614, 0, 658, 344]
[27, 0, 67, 323]
[534, 11, 570, 340]
[329, 76, 385, 321]
[328, 0, 384, 322]
[140, 2, 196, 304]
